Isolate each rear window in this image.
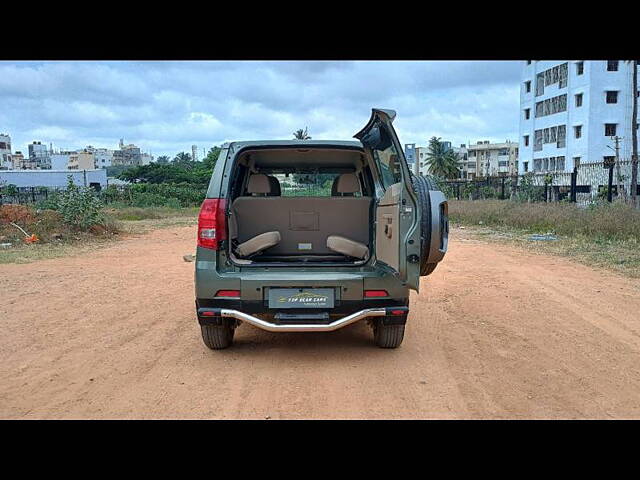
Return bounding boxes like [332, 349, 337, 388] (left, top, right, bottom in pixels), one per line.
[372, 145, 403, 188]
[270, 172, 361, 197]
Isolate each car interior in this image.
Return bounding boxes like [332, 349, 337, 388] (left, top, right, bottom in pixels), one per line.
[226, 147, 377, 265]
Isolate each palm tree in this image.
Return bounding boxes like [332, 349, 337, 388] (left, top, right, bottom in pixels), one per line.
[155, 155, 170, 165]
[425, 137, 460, 179]
[172, 152, 194, 170]
[293, 127, 311, 140]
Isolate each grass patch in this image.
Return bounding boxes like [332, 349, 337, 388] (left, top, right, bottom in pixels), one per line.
[105, 206, 199, 221]
[1, 205, 198, 264]
[449, 200, 640, 240]
[450, 200, 640, 278]
[0, 234, 119, 264]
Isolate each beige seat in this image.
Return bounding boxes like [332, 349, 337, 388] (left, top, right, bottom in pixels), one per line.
[326, 174, 368, 259]
[332, 172, 360, 196]
[327, 235, 369, 260]
[234, 174, 281, 257]
[236, 231, 281, 257]
[246, 173, 272, 196]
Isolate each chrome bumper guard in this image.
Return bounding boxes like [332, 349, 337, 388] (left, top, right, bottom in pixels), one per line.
[198, 307, 405, 332]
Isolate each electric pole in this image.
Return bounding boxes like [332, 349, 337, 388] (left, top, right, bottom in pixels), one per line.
[614, 135, 624, 201]
[631, 60, 639, 207]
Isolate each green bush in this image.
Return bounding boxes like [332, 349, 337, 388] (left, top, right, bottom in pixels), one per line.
[53, 177, 106, 231]
[99, 183, 206, 207]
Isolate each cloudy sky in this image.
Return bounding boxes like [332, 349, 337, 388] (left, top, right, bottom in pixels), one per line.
[0, 61, 522, 159]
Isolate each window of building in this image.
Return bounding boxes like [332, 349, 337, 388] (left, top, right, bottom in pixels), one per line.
[525, 80, 531, 93]
[534, 130, 543, 151]
[557, 156, 565, 171]
[533, 158, 542, 171]
[573, 157, 581, 168]
[607, 60, 619, 71]
[524, 108, 530, 120]
[523, 135, 530, 146]
[535, 93, 567, 118]
[606, 90, 619, 103]
[605, 123, 617, 136]
[574, 125, 582, 139]
[576, 61, 584, 75]
[524, 161, 529, 172]
[557, 125, 566, 148]
[559, 63, 568, 88]
[575, 93, 583, 107]
[536, 73, 545, 96]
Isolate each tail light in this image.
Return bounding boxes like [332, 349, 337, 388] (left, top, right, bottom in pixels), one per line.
[215, 290, 240, 298]
[198, 198, 227, 250]
[364, 290, 389, 297]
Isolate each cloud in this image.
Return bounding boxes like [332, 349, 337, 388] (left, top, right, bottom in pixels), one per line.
[0, 60, 522, 158]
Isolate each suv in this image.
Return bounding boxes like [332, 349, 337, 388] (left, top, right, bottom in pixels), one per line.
[195, 109, 448, 349]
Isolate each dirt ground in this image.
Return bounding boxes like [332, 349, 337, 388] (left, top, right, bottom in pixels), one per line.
[2, 225, 640, 419]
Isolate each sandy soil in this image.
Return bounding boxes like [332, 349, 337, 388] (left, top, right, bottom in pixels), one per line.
[1, 226, 640, 419]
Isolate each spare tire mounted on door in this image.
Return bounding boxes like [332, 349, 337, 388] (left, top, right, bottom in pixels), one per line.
[411, 174, 449, 276]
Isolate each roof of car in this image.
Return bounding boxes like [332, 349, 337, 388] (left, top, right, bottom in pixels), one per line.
[226, 140, 363, 150]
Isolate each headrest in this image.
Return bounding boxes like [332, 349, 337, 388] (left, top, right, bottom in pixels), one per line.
[335, 173, 360, 194]
[267, 176, 281, 196]
[247, 174, 271, 194]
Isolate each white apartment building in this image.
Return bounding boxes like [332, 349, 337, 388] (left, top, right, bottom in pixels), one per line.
[519, 60, 639, 174]
[465, 141, 519, 179]
[50, 153, 71, 170]
[0, 133, 11, 169]
[28, 141, 51, 169]
[87, 147, 114, 168]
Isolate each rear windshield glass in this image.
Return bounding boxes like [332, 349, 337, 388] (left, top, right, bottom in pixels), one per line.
[269, 172, 361, 197]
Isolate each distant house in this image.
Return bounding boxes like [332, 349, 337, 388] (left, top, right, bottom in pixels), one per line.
[0, 169, 108, 189]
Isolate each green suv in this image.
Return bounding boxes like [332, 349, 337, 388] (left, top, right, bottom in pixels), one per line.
[195, 109, 448, 349]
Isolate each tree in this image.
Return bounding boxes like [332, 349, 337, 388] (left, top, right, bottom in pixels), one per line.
[156, 155, 170, 165]
[293, 127, 311, 140]
[202, 147, 222, 170]
[425, 137, 460, 179]
[172, 152, 194, 170]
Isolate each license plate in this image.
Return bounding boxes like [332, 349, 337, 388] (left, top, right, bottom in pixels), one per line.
[268, 288, 334, 309]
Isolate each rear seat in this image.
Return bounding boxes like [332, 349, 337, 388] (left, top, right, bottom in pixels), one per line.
[231, 174, 282, 257]
[231, 173, 371, 257]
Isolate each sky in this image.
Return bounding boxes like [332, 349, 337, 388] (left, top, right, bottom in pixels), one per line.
[0, 61, 522, 159]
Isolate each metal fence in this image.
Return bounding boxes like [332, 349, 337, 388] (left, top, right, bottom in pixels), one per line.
[0, 186, 69, 205]
[439, 159, 639, 206]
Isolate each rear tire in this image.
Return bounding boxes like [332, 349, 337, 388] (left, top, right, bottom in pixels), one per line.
[373, 322, 405, 348]
[201, 321, 235, 350]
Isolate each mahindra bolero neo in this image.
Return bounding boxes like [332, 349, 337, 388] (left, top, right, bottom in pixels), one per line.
[194, 109, 448, 349]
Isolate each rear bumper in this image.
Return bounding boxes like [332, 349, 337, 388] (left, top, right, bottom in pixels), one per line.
[197, 306, 408, 332]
